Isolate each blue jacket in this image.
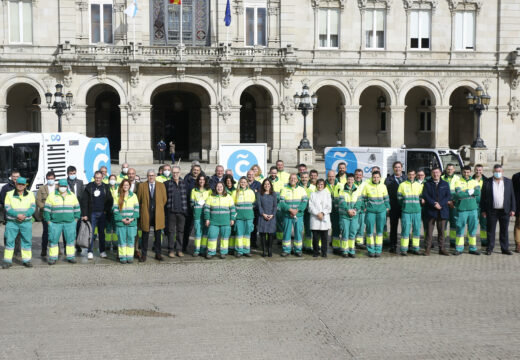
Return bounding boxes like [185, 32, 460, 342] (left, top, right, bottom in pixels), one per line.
[422, 178, 451, 220]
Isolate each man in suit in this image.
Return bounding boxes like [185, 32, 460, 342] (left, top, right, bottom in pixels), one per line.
[67, 166, 84, 200]
[384, 161, 407, 253]
[513, 170, 520, 252]
[481, 164, 516, 255]
[422, 167, 451, 256]
[137, 169, 167, 262]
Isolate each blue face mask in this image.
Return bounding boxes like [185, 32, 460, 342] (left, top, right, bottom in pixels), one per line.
[47, 179, 55, 186]
[68, 175, 76, 181]
[494, 172, 502, 179]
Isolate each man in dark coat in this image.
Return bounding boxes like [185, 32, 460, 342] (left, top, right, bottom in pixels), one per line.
[384, 161, 407, 253]
[422, 167, 451, 256]
[481, 164, 516, 255]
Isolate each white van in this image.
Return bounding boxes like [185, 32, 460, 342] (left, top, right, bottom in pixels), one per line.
[0, 132, 111, 192]
[324, 147, 464, 179]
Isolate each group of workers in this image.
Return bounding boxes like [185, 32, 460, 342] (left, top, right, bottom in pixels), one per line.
[1, 158, 518, 268]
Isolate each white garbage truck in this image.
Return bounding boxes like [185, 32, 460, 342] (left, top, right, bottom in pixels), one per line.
[0, 132, 111, 192]
[324, 146, 464, 179]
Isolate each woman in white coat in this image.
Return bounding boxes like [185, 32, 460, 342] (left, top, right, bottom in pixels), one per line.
[308, 179, 332, 257]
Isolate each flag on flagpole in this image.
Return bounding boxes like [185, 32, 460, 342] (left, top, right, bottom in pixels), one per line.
[124, 0, 138, 17]
[169, 0, 181, 4]
[224, 0, 232, 26]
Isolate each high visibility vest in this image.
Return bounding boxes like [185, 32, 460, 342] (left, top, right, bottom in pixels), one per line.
[43, 190, 80, 223]
[112, 192, 140, 226]
[156, 175, 171, 183]
[116, 173, 128, 184]
[269, 176, 285, 195]
[279, 185, 308, 217]
[190, 188, 211, 220]
[5, 189, 36, 222]
[338, 186, 362, 219]
[362, 181, 390, 213]
[397, 180, 423, 213]
[442, 174, 461, 194]
[232, 188, 256, 220]
[204, 194, 236, 226]
[277, 171, 291, 184]
[454, 177, 480, 211]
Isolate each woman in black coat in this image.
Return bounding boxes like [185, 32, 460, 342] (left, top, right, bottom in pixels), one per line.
[256, 179, 277, 257]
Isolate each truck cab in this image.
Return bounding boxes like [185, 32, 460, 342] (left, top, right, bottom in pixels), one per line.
[406, 149, 463, 177]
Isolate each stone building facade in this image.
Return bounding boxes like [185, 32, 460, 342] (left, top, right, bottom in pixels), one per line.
[0, 0, 519, 164]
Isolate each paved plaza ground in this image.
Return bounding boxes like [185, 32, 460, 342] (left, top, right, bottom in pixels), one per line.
[1, 223, 520, 359]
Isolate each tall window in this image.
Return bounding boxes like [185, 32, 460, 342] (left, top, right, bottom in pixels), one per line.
[410, 10, 430, 49]
[455, 11, 475, 50]
[419, 99, 432, 131]
[90, 0, 113, 44]
[151, 0, 210, 46]
[365, 9, 385, 49]
[319, 9, 339, 48]
[8, 0, 32, 44]
[245, 5, 267, 46]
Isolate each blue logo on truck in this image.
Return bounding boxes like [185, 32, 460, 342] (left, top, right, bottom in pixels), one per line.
[227, 150, 258, 180]
[325, 147, 358, 174]
[84, 138, 111, 181]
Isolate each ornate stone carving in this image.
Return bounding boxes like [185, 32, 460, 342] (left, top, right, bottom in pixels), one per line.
[508, 96, 520, 121]
[512, 77, 520, 91]
[176, 66, 186, 79]
[130, 66, 139, 88]
[393, 78, 402, 92]
[221, 66, 232, 89]
[301, 78, 311, 87]
[482, 78, 491, 92]
[75, 0, 88, 11]
[448, 0, 482, 13]
[438, 78, 448, 93]
[97, 66, 106, 82]
[283, 66, 295, 89]
[358, 0, 393, 9]
[403, 0, 438, 11]
[42, 76, 54, 92]
[280, 96, 295, 122]
[62, 65, 73, 87]
[127, 96, 142, 122]
[346, 78, 357, 93]
[217, 96, 232, 123]
[253, 67, 262, 83]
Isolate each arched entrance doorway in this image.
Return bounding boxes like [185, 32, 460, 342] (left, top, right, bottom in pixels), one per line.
[449, 86, 475, 149]
[239, 85, 273, 146]
[313, 86, 343, 152]
[359, 86, 391, 147]
[151, 84, 210, 161]
[404, 86, 435, 148]
[6, 84, 41, 132]
[86, 85, 121, 161]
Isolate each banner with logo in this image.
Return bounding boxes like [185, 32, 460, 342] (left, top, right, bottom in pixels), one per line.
[219, 144, 267, 181]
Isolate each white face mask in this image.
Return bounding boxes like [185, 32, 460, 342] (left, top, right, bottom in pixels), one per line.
[122, 168, 129, 174]
[47, 179, 55, 186]
[59, 186, 68, 193]
[163, 170, 171, 177]
[109, 179, 117, 186]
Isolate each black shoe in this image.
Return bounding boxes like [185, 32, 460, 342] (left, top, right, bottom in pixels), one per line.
[322, 253, 327, 258]
[22, 262, 33, 268]
[313, 254, 319, 258]
[453, 251, 462, 256]
[295, 252, 303, 257]
[412, 250, 421, 255]
[356, 244, 367, 250]
[469, 250, 481, 256]
[205, 254, 213, 260]
[40, 250, 47, 257]
[389, 248, 397, 254]
[235, 253, 242, 258]
[349, 253, 356, 258]
[220, 254, 226, 259]
[67, 258, 77, 264]
[155, 254, 164, 261]
[485, 250, 492, 255]
[450, 243, 455, 249]
[244, 253, 252, 257]
[48, 260, 56, 265]
[2, 262, 12, 269]
[400, 252, 407, 256]
[342, 253, 348, 258]
[502, 250, 513, 255]
[139, 255, 147, 262]
[262, 252, 267, 257]
[368, 253, 375, 258]
[374, 253, 381, 258]
[281, 252, 289, 257]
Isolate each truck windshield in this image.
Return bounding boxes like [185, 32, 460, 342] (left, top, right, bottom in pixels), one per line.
[13, 143, 40, 187]
[406, 151, 440, 177]
[439, 153, 462, 174]
[0, 146, 13, 183]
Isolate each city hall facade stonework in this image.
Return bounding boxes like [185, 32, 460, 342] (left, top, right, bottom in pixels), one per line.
[0, 0, 519, 164]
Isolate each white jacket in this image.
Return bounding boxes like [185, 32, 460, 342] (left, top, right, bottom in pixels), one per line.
[308, 189, 332, 231]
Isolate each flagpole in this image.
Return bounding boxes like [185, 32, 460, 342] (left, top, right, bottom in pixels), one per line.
[132, 15, 136, 59]
[179, 1, 183, 61]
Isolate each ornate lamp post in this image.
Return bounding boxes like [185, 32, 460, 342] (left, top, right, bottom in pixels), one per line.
[45, 84, 73, 133]
[293, 85, 318, 150]
[466, 86, 490, 148]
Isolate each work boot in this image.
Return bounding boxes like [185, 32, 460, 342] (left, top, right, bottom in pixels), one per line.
[295, 252, 303, 257]
[348, 253, 356, 258]
[220, 254, 226, 259]
[453, 251, 462, 256]
[469, 250, 481, 256]
[401, 252, 407, 256]
[205, 254, 213, 260]
[67, 258, 77, 264]
[356, 244, 367, 250]
[2, 263, 12, 269]
[374, 253, 381, 258]
[281, 252, 289, 257]
[48, 260, 56, 265]
[23, 262, 33, 268]
[235, 253, 242, 258]
[244, 253, 252, 257]
[411, 250, 421, 255]
[40, 249, 47, 258]
[368, 253, 375, 258]
[342, 253, 348, 258]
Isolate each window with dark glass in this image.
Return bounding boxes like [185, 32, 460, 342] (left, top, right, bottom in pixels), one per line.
[419, 98, 432, 131]
[410, 10, 430, 49]
[245, 6, 267, 46]
[90, 0, 113, 44]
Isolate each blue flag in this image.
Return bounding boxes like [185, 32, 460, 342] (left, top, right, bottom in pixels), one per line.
[224, 0, 231, 26]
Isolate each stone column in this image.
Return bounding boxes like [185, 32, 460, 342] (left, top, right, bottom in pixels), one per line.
[343, 105, 360, 147]
[119, 105, 154, 164]
[270, 105, 281, 162]
[118, 104, 129, 163]
[209, 105, 220, 163]
[389, 106, 406, 148]
[200, 107, 210, 162]
[434, 105, 451, 148]
[62, 104, 87, 134]
[0, 105, 9, 133]
[40, 108, 58, 133]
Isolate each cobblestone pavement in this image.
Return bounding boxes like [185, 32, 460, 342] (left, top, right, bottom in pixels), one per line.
[1, 225, 520, 359]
